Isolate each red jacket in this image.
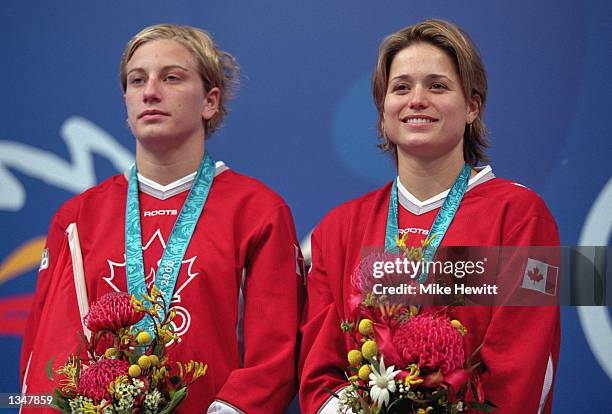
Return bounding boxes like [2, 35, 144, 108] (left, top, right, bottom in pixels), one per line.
[300, 172, 560, 414]
[22, 164, 304, 413]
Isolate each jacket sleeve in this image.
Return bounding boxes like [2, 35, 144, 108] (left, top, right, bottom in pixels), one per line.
[20, 209, 69, 384]
[299, 223, 351, 414]
[213, 204, 305, 413]
[19, 223, 90, 414]
[479, 214, 560, 414]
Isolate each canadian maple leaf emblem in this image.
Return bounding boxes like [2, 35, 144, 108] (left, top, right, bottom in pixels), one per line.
[101, 228, 199, 346]
[527, 267, 544, 284]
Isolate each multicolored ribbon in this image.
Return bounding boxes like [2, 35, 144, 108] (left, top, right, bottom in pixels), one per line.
[384, 163, 471, 283]
[125, 152, 215, 335]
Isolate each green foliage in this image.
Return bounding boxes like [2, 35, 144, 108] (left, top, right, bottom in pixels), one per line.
[159, 387, 187, 414]
[46, 357, 55, 381]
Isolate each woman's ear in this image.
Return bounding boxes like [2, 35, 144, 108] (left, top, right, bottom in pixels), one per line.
[467, 93, 481, 124]
[202, 87, 221, 121]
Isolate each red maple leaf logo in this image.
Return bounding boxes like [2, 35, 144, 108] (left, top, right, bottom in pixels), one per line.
[527, 267, 544, 284]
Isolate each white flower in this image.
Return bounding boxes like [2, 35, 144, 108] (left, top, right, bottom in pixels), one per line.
[132, 378, 145, 389]
[368, 356, 400, 408]
[337, 386, 363, 414]
[144, 388, 163, 412]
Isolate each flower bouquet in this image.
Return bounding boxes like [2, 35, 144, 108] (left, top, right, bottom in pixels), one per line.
[47, 287, 206, 413]
[334, 236, 496, 413]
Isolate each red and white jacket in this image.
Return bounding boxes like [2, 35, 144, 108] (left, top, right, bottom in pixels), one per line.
[21, 162, 305, 414]
[299, 167, 560, 414]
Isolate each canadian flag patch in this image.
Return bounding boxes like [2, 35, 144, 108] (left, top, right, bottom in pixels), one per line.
[521, 258, 559, 295]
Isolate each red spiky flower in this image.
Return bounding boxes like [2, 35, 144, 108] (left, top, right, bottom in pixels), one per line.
[84, 292, 144, 333]
[392, 313, 464, 374]
[77, 358, 130, 403]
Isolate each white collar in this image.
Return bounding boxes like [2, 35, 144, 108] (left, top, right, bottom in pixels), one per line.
[124, 161, 228, 200]
[397, 165, 495, 215]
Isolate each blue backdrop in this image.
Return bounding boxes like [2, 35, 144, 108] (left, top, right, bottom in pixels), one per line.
[1, 1, 610, 412]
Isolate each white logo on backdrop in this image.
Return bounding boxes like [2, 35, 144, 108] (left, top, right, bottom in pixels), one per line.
[0, 116, 133, 211]
[578, 177, 612, 380]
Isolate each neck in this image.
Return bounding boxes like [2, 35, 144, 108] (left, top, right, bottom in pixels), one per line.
[396, 146, 470, 201]
[135, 141, 205, 186]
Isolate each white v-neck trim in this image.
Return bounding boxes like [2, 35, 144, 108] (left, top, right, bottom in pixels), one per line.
[397, 165, 495, 215]
[123, 161, 228, 200]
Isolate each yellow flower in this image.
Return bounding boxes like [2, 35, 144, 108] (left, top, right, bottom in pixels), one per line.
[404, 364, 424, 388]
[378, 303, 403, 319]
[395, 233, 409, 251]
[136, 331, 151, 344]
[150, 285, 162, 298]
[358, 364, 372, 381]
[148, 354, 160, 367]
[168, 308, 177, 321]
[104, 347, 117, 358]
[158, 327, 179, 344]
[82, 401, 102, 414]
[138, 355, 152, 370]
[176, 361, 184, 379]
[347, 350, 363, 366]
[147, 303, 160, 317]
[152, 366, 168, 385]
[128, 364, 142, 377]
[421, 234, 437, 248]
[358, 319, 374, 336]
[192, 362, 208, 380]
[451, 319, 467, 337]
[55, 356, 79, 393]
[361, 340, 378, 359]
[130, 296, 146, 312]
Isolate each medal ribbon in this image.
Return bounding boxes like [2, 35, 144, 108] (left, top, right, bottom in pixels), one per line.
[125, 152, 215, 335]
[384, 163, 471, 283]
